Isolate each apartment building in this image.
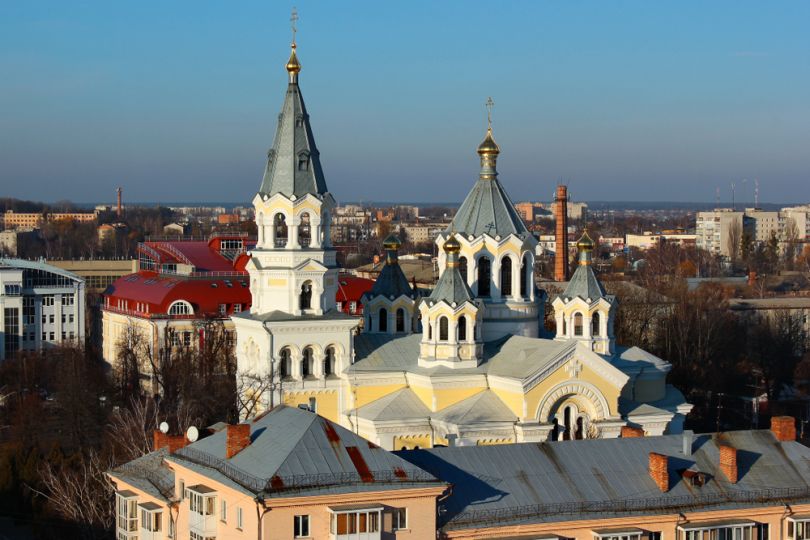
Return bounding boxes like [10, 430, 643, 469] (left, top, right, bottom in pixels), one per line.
[696, 205, 810, 258]
[696, 209, 751, 257]
[110, 410, 810, 540]
[0, 258, 85, 360]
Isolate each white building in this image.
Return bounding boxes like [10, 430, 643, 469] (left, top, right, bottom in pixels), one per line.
[0, 258, 85, 360]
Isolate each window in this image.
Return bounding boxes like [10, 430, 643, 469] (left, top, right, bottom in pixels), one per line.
[679, 522, 764, 540]
[594, 530, 643, 540]
[274, 213, 288, 248]
[336, 301, 343, 312]
[168, 300, 192, 316]
[458, 315, 467, 341]
[219, 304, 227, 315]
[187, 488, 215, 515]
[309, 397, 317, 414]
[331, 509, 381, 537]
[43, 295, 54, 306]
[49, 332, 54, 341]
[279, 348, 291, 378]
[574, 312, 583, 336]
[302, 347, 314, 378]
[477, 256, 491, 296]
[115, 492, 138, 534]
[520, 254, 529, 298]
[393, 508, 408, 530]
[61, 294, 74, 305]
[592, 312, 601, 336]
[4, 308, 20, 357]
[299, 212, 311, 247]
[349, 301, 357, 313]
[220, 499, 227, 522]
[294, 514, 310, 537]
[237, 507, 243, 529]
[439, 316, 449, 341]
[300, 281, 313, 311]
[140, 507, 162, 532]
[324, 346, 335, 376]
[396, 308, 405, 333]
[500, 257, 512, 296]
[69, 314, 74, 323]
[49, 314, 54, 324]
[378, 308, 388, 332]
[233, 303, 241, 313]
[459, 256, 468, 282]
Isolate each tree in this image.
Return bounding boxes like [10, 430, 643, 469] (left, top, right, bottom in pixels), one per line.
[727, 219, 742, 265]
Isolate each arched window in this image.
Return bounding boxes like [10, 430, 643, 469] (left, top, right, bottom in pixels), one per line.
[439, 317, 449, 341]
[563, 406, 572, 441]
[520, 254, 530, 299]
[302, 347, 314, 378]
[274, 214, 288, 248]
[299, 281, 312, 311]
[477, 256, 491, 297]
[458, 315, 467, 341]
[396, 308, 405, 333]
[324, 346, 335, 376]
[575, 416, 585, 440]
[299, 213, 311, 248]
[500, 257, 512, 296]
[279, 347, 291, 379]
[562, 318, 567, 336]
[592, 312, 601, 336]
[168, 300, 193, 316]
[574, 313, 583, 336]
[378, 308, 388, 332]
[459, 256, 468, 282]
[428, 322, 432, 340]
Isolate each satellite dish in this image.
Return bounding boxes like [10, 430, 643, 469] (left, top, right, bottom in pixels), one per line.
[159, 421, 169, 434]
[186, 426, 199, 442]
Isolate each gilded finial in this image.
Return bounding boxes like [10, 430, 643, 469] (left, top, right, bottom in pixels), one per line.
[576, 229, 595, 266]
[477, 97, 500, 159]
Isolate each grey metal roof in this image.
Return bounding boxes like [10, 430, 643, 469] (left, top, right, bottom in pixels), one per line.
[434, 390, 517, 424]
[559, 263, 611, 302]
[398, 429, 810, 531]
[428, 264, 474, 305]
[258, 78, 328, 198]
[232, 309, 357, 324]
[349, 333, 576, 381]
[170, 405, 440, 498]
[109, 448, 175, 502]
[0, 257, 84, 283]
[367, 261, 413, 300]
[612, 346, 669, 371]
[448, 177, 529, 239]
[353, 388, 431, 421]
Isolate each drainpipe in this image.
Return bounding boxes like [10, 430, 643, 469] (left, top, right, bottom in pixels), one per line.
[262, 325, 275, 408]
[255, 496, 271, 540]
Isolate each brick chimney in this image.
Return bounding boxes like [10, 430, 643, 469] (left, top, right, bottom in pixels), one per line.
[771, 416, 797, 442]
[649, 452, 669, 492]
[748, 271, 757, 287]
[226, 423, 251, 458]
[719, 445, 738, 483]
[554, 185, 569, 282]
[153, 430, 188, 453]
[621, 426, 644, 438]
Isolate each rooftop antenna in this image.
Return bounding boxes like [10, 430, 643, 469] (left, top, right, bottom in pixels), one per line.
[754, 178, 759, 208]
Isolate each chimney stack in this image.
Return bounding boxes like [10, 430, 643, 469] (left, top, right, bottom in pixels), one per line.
[226, 423, 251, 458]
[719, 445, 738, 483]
[649, 452, 669, 492]
[153, 430, 188, 453]
[116, 187, 122, 218]
[682, 430, 694, 456]
[554, 185, 569, 282]
[621, 426, 644, 438]
[771, 416, 797, 442]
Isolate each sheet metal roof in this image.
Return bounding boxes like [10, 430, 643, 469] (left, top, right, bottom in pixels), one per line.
[428, 264, 474, 305]
[434, 390, 517, 424]
[560, 263, 612, 302]
[353, 388, 431, 421]
[368, 260, 413, 300]
[398, 430, 810, 531]
[448, 177, 529, 239]
[170, 405, 440, 498]
[0, 257, 84, 282]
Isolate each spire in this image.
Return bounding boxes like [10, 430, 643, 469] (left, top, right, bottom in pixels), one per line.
[561, 230, 607, 301]
[258, 11, 328, 199]
[477, 97, 500, 180]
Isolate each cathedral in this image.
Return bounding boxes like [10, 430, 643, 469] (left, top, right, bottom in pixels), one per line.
[232, 40, 691, 449]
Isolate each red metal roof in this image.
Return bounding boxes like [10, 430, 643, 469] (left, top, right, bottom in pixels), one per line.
[336, 275, 374, 303]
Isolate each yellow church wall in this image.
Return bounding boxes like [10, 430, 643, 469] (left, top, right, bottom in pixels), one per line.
[433, 386, 488, 412]
[409, 384, 436, 412]
[394, 434, 433, 450]
[281, 390, 340, 424]
[352, 383, 407, 409]
[490, 387, 525, 417]
[523, 359, 622, 421]
[477, 437, 514, 445]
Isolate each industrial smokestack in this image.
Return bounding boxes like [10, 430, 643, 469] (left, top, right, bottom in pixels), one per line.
[554, 185, 569, 282]
[116, 187, 123, 218]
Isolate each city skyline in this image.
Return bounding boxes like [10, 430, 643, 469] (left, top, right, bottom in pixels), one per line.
[1, 1, 809, 204]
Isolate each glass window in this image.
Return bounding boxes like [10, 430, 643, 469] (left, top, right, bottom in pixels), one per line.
[393, 507, 408, 530]
[294, 514, 310, 537]
[220, 499, 227, 522]
[237, 507, 243, 529]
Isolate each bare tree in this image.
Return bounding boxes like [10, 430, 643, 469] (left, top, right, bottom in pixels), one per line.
[114, 323, 150, 398]
[727, 219, 742, 265]
[236, 369, 279, 420]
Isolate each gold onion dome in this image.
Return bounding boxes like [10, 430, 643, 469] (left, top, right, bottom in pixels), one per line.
[576, 230, 595, 251]
[477, 127, 500, 156]
[383, 234, 402, 251]
[443, 234, 461, 254]
[286, 43, 301, 74]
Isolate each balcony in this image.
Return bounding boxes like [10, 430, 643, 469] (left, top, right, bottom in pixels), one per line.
[186, 484, 218, 538]
[329, 504, 383, 540]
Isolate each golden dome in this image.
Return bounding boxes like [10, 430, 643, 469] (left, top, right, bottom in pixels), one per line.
[383, 234, 402, 251]
[286, 44, 301, 74]
[443, 234, 461, 254]
[576, 230, 595, 251]
[477, 127, 500, 156]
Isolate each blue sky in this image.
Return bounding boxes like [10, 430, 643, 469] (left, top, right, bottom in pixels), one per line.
[1, 1, 808, 205]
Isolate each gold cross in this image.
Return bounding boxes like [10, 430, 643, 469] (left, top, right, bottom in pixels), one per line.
[290, 7, 299, 45]
[486, 96, 494, 128]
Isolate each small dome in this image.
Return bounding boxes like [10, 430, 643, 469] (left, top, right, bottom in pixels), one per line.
[576, 230, 595, 251]
[477, 127, 500, 156]
[286, 44, 301, 74]
[443, 234, 461, 254]
[383, 234, 402, 251]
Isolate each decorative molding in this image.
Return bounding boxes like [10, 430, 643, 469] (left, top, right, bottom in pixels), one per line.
[535, 380, 610, 422]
